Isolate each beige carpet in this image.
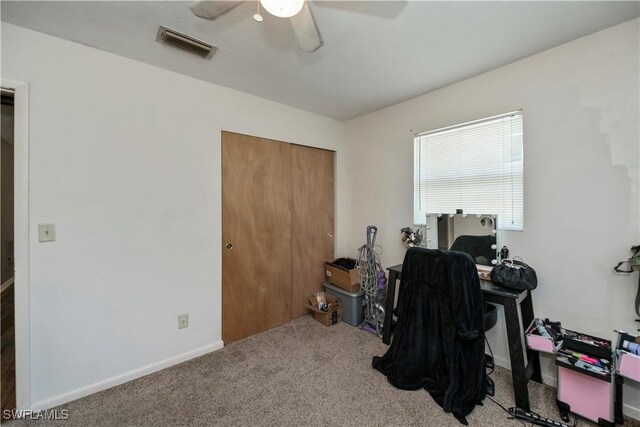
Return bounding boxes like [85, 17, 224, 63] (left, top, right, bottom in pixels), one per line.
[9, 316, 640, 426]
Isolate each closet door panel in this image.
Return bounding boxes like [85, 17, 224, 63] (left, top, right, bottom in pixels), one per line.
[291, 145, 335, 318]
[222, 131, 292, 343]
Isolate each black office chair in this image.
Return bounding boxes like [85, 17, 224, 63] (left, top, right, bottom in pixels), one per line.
[485, 303, 498, 331]
[449, 234, 497, 266]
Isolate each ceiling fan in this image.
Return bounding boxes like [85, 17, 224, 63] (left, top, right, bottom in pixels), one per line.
[190, 0, 324, 52]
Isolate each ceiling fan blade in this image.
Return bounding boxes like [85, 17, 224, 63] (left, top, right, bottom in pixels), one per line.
[290, 2, 323, 52]
[189, 1, 243, 20]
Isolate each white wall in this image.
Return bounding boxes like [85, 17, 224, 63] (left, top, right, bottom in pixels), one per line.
[343, 18, 640, 418]
[1, 23, 347, 408]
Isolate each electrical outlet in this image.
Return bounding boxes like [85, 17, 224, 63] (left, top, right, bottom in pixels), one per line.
[178, 314, 189, 329]
[38, 224, 56, 242]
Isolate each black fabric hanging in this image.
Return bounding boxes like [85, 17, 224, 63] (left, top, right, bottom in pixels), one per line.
[372, 248, 487, 425]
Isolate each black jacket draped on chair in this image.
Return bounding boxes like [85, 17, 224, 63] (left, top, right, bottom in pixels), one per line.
[372, 248, 487, 424]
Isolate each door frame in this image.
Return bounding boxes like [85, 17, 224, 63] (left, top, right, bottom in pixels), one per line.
[2, 78, 31, 410]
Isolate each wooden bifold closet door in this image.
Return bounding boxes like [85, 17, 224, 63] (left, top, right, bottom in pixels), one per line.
[222, 132, 334, 343]
[290, 145, 334, 319]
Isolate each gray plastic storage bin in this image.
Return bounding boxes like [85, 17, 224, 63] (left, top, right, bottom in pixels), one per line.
[323, 282, 364, 327]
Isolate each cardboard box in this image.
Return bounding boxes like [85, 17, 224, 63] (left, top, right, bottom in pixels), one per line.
[306, 294, 342, 326]
[325, 259, 360, 293]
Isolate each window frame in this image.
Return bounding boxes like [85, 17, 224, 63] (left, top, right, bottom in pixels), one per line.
[413, 110, 524, 231]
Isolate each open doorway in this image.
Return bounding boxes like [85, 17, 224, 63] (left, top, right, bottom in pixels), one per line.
[1, 87, 15, 417]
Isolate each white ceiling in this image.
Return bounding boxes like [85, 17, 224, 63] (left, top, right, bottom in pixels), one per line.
[2, 1, 638, 120]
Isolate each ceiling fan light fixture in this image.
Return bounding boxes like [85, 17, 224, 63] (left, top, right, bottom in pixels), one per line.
[259, 0, 304, 18]
[254, 0, 263, 22]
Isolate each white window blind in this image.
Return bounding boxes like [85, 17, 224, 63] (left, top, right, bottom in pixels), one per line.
[414, 111, 523, 230]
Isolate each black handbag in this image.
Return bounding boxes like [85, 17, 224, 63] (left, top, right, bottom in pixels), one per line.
[490, 258, 538, 291]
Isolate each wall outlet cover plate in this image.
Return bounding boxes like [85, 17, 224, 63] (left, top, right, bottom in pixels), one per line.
[178, 314, 189, 329]
[38, 224, 56, 242]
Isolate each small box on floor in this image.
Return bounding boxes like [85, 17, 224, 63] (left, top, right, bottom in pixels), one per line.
[305, 294, 342, 326]
[325, 258, 360, 293]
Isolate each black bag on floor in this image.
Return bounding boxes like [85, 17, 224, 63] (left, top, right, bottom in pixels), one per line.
[490, 258, 538, 291]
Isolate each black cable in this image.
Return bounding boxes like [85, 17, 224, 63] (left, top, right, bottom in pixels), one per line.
[485, 339, 579, 427]
[489, 389, 579, 427]
[484, 321, 581, 427]
[487, 396, 526, 427]
[485, 335, 495, 376]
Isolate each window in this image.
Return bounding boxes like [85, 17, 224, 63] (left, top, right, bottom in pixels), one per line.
[414, 111, 523, 230]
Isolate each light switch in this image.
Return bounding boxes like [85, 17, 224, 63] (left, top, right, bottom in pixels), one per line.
[38, 224, 56, 242]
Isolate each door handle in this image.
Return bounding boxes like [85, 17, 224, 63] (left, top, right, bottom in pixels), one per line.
[328, 232, 333, 238]
[226, 243, 234, 250]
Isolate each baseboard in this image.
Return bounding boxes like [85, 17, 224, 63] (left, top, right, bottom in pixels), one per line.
[31, 341, 224, 411]
[540, 372, 557, 388]
[492, 354, 511, 371]
[623, 404, 640, 421]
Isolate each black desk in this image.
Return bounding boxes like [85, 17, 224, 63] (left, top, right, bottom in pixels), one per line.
[382, 264, 542, 411]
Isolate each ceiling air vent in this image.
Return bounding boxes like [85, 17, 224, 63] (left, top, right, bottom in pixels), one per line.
[156, 25, 217, 60]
